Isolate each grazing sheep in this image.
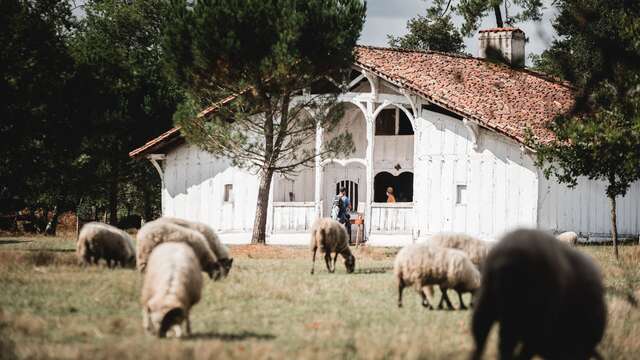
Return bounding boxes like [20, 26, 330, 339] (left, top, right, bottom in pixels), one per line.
[556, 231, 578, 246]
[141, 242, 202, 338]
[471, 229, 606, 360]
[156, 217, 233, 278]
[394, 244, 481, 310]
[428, 233, 492, 271]
[76, 222, 135, 268]
[310, 218, 355, 274]
[136, 220, 221, 279]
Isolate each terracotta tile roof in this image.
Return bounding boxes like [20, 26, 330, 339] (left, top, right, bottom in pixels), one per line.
[130, 45, 574, 157]
[354, 46, 574, 145]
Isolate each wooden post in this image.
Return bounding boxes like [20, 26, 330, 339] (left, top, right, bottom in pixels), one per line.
[314, 122, 323, 218]
[365, 100, 374, 240]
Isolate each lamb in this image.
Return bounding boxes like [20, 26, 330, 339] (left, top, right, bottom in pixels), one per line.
[394, 244, 481, 310]
[556, 231, 578, 246]
[141, 242, 202, 338]
[156, 217, 233, 278]
[310, 218, 355, 274]
[136, 220, 221, 279]
[471, 229, 606, 360]
[428, 232, 492, 271]
[76, 222, 135, 268]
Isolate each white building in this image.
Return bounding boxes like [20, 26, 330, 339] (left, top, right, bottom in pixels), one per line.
[131, 29, 640, 246]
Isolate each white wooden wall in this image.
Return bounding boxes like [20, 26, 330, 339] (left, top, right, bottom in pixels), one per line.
[162, 144, 259, 232]
[538, 175, 640, 236]
[413, 110, 539, 241]
[374, 135, 414, 172]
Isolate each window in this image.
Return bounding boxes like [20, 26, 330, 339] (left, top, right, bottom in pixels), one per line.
[223, 184, 233, 202]
[456, 184, 467, 205]
[375, 108, 414, 135]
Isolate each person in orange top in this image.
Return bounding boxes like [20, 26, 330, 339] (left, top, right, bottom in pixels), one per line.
[386, 187, 396, 203]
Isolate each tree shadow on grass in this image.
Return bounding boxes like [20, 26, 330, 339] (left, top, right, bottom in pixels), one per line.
[189, 330, 276, 342]
[353, 266, 393, 275]
[0, 240, 32, 245]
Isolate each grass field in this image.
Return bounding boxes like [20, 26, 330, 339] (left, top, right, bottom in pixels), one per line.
[0, 235, 639, 359]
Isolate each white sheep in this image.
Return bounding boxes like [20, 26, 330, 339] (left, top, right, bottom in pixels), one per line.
[428, 232, 492, 271]
[141, 242, 202, 338]
[556, 231, 578, 246]
[310, 218, 355, 274]
[156, 217, 233, 278]
[394, 244, 481, 310]
[76, 222, 135, 268]
[471, 229, 606, 360]
[136, 220, 221, 279]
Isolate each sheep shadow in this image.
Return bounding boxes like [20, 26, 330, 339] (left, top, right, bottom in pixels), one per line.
[188, 330, 276, 342]
[353, 266, 393, 275]
[0, 240, 32, 245]
[24, 248, 75, 253]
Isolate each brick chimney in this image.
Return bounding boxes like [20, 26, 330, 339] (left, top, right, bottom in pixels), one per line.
[478, 28, 525, 68]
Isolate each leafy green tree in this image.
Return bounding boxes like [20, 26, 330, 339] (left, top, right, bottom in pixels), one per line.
[0, 0, 88, 230]
[529, 0, 640, 259]
[163, 0, 366, 244]
[70, 0, 182, 225]
[457, 0, 544, 34]
[388, 4, 466, 53]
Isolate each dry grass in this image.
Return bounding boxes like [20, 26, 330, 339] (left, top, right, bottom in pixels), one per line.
[0, 236, 638, 359]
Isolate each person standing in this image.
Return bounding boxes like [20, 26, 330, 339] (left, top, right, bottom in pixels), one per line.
[332, 187, 352, 243]
[386, 186, 396, 203]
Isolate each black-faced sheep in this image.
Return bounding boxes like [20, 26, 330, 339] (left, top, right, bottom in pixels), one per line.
[556, 231, 578, 246]
[76, 222, 135, 268]
[136, 220, 221, 279]
[310, 218, 355, 274]
[156, 217, 233, 278]
[141, 242, 202, 338]
[394, 244, 481, 309]
[471, 229, 606, 360]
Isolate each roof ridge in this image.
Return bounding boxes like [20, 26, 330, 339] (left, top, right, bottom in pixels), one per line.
[355, 44, 473, 60]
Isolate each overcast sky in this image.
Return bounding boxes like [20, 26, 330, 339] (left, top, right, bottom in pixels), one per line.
[360, 0, 559, 63]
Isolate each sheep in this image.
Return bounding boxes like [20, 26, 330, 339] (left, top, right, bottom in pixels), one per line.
[428, 232, 492, 271]
[136, 220, 221, 279]
[310, 218, 355, 274]
[156, 217, 233, 278]
[141, 242, 202, 338]
[76, 222, 135, 268]
[394, 244, 481, 310]
[556, 231, 578, 246]
[471, 229, 606, 360]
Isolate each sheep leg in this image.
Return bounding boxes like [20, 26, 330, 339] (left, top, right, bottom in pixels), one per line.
[332, 252, 339, 271]
[470, 293, 495, 360]
[310, 247, 317, 275]
[420, 287, 433, 309]
[185, 315, 191, 337]
[324, 252, 333, 273]
[456, 291, 467, 310]
[438, 286, 455, 310]
[499, 325, 517, 359]
[397, 278, 405, 308]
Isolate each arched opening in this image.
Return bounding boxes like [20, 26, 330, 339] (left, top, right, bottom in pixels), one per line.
[375, 107, 414, 136]
[374, 172, 414, 202]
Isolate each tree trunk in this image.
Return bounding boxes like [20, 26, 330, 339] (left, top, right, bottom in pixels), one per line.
[109, 179, 119, 226]
[251, 169, 274, 245]
[609, 195, 619, 260]
[493, 5, 504, 28]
